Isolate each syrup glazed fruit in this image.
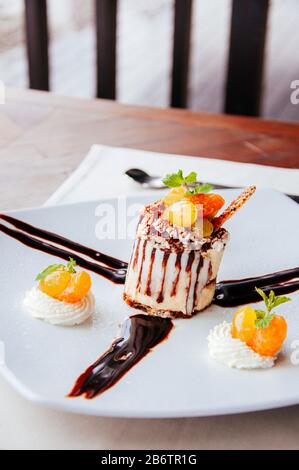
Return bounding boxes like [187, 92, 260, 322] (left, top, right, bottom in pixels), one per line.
[231, 305, 257, 345]
[161, 170, 221, 230]
[161, 169, 256, 234]
[251, 315, 288, 357]
[163, 186, 187, 206]
[186, 193, 225, 219]
[37, 258, 92, 303]
[163, 200, 198, 228]
[232, 288, 290, 357]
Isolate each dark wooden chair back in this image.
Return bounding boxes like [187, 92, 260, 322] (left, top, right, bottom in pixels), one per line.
[24, 0, 269, 116]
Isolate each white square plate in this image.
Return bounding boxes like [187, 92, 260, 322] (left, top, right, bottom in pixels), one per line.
[0, 189, 299, 417]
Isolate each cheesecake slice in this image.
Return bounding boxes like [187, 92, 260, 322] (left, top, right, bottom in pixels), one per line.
[123, 170, 255, 319]
[124, 200, 229, 318]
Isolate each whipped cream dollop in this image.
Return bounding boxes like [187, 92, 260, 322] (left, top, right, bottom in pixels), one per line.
[23, 286, 95, 326]
[207, 321, 275, 369]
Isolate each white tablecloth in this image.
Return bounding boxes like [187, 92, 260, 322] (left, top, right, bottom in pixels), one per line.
[1, 146, 299, 450]
[45, 145, 299, 207]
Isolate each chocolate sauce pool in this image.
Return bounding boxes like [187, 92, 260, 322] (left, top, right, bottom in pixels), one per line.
[68, 314, 173, 399]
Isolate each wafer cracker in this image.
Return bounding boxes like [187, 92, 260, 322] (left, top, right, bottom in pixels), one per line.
[213, 185, 256, 230]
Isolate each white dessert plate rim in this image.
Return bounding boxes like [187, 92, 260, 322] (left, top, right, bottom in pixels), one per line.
[0, 189, 299, 418]
[3, 363, 299, 418]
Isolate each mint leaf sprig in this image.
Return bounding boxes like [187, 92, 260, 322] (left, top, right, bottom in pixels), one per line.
[187, 183, 213, 195]
[254, 287, 291, 329]
[35, 257, 77, 281]
[162, 169, 213, 194]
[67, 257, 77, 273]
[162, 169, 196, 188]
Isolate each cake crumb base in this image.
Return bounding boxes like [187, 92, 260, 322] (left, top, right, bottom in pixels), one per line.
[123, 293, 213, 319]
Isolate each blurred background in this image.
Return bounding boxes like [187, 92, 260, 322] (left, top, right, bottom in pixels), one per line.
[1, 0, 298, 121]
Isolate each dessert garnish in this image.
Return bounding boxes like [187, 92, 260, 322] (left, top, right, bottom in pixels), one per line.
[232, 288, 290, 356]
[23, 257, 95, 326]
[161, 170, 255, 235]
[162, 169, 213, 195]
[213, 185, 256, 230]
[162, 170, 221, 234]
[124, 169, 256, 318]
[208, 288, 290, 369]
[36, 258, 91, 303]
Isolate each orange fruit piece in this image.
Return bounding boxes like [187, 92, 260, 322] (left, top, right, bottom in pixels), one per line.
[202, 218, 214, 237]
[39, 269, 71, 298]
[163, 200, 198, 228]
[231, 306, 257, 345]
[57, 271, 92, 303]
[186, 193, 225, 219]
[193, 218, 214, 237]
[251, 316, 287, 357]
[163, 187, 186, 206]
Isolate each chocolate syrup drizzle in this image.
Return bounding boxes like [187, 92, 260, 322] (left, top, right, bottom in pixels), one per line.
[184, 251, 195, 313]
[214, 267, 299, 307]
[170, 252, 182, 297]
[0, 214, 127, 284]
[132, 238, 141, 270]
[156, 252, 170, 303]
[136, 240, 147, 292]
[68, 314, 173, 399]
[193, 256, 205, 310]
[145, 247, 156, 296]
